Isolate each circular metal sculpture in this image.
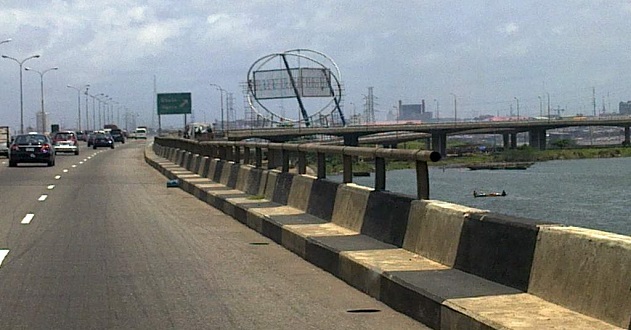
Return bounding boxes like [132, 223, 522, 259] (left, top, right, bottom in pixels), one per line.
[246, 49, 345, 127]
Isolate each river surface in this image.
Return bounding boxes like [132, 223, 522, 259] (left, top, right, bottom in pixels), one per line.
[331, 157, 630, 236]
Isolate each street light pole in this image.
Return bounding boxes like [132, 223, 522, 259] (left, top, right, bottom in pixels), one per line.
[538, 96, 543, 117]
[2, 54, 40, 134]
[67, 84, 90, 131]
[25, 66, 58, 133]
[514, 97, 520, 120]
[449, 93, 457, 124]
[210, 83, 225, 136]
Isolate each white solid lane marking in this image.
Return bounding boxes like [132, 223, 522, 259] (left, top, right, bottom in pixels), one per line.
[47, 185, 55, 190]
[55, 175, 61, 180]
[21, 214, 34, 224]
[63, 169, 69, 173]
[0, 250, 8, 268]
[38, 195, 48, 202]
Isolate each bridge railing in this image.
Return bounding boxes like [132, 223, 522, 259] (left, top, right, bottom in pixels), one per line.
[154, 137, 442, 199]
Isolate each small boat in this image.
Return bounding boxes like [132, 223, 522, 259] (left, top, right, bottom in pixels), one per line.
[473, 190, 507, 198]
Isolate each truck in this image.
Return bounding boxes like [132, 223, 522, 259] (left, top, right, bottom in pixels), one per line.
[0, 126, 10, 157]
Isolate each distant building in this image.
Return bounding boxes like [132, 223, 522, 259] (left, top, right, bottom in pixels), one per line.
[397, 100, 433, 121]
[619, 101, 631, 115]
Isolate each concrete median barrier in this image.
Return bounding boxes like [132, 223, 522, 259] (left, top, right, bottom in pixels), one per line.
[146, 143, 630, 330]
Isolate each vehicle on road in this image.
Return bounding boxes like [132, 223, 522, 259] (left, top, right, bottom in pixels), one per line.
[52, 131, 79, 155]
[0, 126, 10, 157]
[133, 127, 147, 139]
[9, 133, 56, 167]
[110, 128, 125, 143]
[92, 132, 115, 149]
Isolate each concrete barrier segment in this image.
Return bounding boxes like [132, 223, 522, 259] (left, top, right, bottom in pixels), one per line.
[287, 175, 315, 212]
[331, 184, 372, 232]
[528, 226, 631, 328]
[403, 200, 487, 267]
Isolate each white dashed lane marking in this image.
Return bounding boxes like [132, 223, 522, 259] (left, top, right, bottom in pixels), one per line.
[62, 169, 69, 173]
[0, 250, 8, 268]
[38, 195, 48, 202]
[47, 185, 55, 190]
[21, 214, 34, 224]
[54, 175, 61, 180]
[71, 165, 77, 168]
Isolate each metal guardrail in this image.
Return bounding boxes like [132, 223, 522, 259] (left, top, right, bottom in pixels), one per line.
[154, 137, 441, 199]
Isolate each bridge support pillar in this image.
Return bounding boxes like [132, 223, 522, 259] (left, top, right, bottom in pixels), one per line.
[625, 126, 630, 145]
[510, 133, 517, 149]
[431, 132, 447, 156]
[502, 133, 510, 149]
[529, 128, 547, 150]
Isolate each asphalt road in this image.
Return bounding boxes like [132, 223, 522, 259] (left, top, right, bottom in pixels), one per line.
[0, 140, 427, 329]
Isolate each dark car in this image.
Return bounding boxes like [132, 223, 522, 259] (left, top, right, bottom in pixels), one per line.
[110, 129, 125, 143]
[9, 133, 56, 167]
[92, 133, 115, 149]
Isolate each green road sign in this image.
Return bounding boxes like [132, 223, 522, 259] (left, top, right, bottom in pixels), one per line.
[157, 93, 192, 115]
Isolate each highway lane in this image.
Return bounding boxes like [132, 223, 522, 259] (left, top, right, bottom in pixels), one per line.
[0, 140, 426, 329]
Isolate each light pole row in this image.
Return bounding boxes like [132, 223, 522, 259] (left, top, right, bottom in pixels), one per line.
[2, 53, 42, 134]
[209, 83, 225, 136]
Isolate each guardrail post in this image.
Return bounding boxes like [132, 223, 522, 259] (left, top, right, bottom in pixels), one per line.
[255, 147, 263, 168]
[375, 157, 386, 191]
[343, 154, 352, 183]
[298, 152, 306, 174]
[219, 145, 227, 160]
[317, 152, 326, 179]
[234, 146, 241, 164]
[416, 160, 430, 199]
[243, 147, 250, 164]
[282, 149, 290, 173]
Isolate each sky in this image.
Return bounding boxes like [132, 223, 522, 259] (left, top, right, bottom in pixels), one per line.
[1, 0, 631, 133]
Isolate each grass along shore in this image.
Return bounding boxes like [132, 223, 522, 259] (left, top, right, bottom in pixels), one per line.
[324, 144, 631, 175]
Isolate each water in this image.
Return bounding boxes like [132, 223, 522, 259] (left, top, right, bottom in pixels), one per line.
[331, 157, 631, 236]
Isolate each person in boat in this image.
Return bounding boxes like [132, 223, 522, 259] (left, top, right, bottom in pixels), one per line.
[501, 190, 506, 196]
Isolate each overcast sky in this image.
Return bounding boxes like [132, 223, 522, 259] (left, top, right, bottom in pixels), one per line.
[1, 0, 631, 132]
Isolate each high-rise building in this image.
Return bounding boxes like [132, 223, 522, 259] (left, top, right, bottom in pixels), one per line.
[35, 111, 49, 133]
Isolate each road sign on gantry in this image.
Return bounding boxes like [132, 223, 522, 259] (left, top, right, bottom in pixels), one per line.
[157, 93, 192, 115]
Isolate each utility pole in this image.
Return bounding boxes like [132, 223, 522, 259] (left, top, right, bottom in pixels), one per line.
[592, 87, 596, 117]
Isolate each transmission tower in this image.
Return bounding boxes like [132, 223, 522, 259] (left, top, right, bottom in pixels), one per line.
[226, 92, 236, 130]
[364, 87, 376, 124]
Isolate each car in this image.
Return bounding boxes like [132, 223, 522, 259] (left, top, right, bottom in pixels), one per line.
[92, 132, 115, 149]
[110, 128, 125, 143]
[9, 133, 56, 167]
[75, 130, 86, 141]
[134, 127, 147, 139]
[52, 131, 79, 155]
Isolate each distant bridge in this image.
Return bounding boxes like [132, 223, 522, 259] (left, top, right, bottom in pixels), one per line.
[225, 117, 631, 155]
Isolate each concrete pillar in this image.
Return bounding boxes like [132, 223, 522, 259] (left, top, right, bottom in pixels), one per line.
[431, 132, 447, 156]
[503, 134, 510, 150]
[529, 128, 547, 150]
[511, 133, 517, 149]
[267, 149, 283, 169]
[625, 126, 630, 145]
